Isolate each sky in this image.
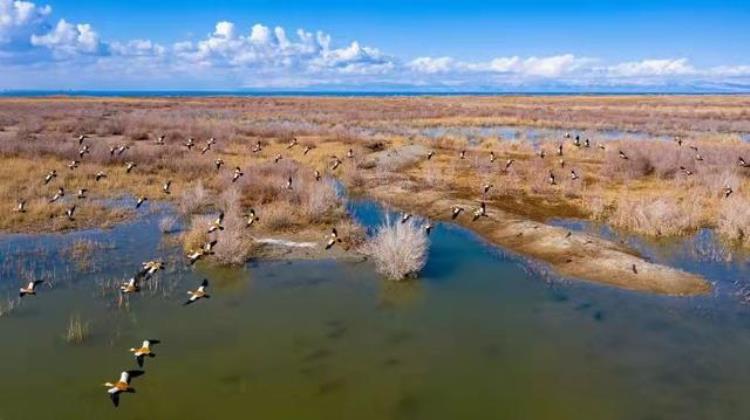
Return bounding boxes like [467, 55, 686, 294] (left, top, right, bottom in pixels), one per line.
[1, 0, 749, 91]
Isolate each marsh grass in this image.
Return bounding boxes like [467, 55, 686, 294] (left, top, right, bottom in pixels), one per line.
[65, 314, 90, 344]
[0, 296, 20, 318]
[62, 239, 113, 270]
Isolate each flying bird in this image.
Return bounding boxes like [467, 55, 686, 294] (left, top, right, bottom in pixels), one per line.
[135, 196, 147, 209]
[232, 167, 244, 183]
[246, 209, 258, 227]
[207, 211, 224, 233]
[451, 206, 464, 220]
[129, 339, 160, 368]
[184, 279, 210, 305]
[163, 180, 171, 194]
[325, 228, 342, 250]
[19, 280, 44, 297]
[215, 158, 224, 171]
[44, 170, 57, 184]
[49, 187, 64, 203]
[103, 370, 144, 408]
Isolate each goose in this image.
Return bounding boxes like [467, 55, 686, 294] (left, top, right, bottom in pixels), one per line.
[570, 170, 579, 180]
[273, 154, 283, 164]
[200, 143, 211, 154]
[19, 280, 44, 297]
[162, 180, 171, 195]
[202, 240, 217, 255]
[680, 166, 693, 176]
[109, 146, 117, 156]
[141, 260, 164, 277]
[472, 202, 486, 221]
[427, 151, 434, 160]
[537, 149, 546, 159]
[695, 153, 704, 162]
[724, 185, 734, 198]
[184, 279, 210, 305]
[503, 159, 514, 171]
[618, 150, 629, 160]
[325, 228, 342, 250]
[598, 144, 606, 151]
[584, 138, 591, 148]
[77, 134, 88, 145]
[347, 148, 354, 159]
[156, 135, 165, 145]
[232, 167, 244, 183]
[303, 145, 312, 155]
[135, 196, 147, 209]
[184, 138, 195, 150]
[573, 137, 581, 147]
[564, 132, 571, 139]
[68, 160, 80, 170]
[125, 162, 137, 173]
[489, 151, 496, 163]
[559, 159, 565, 168]
[65, 204, 76, 221]
[459, 150, 466, 160]
[631, 264, 638, 274]
[130, 340, 160, 368]
[79, 145, 90, 158]
[103, 370, 144, 408]
[207, 211, 224, 233]
[314, 170, 321, 181]
[424, 223, 433, 236]
[245, 209, 258, 227]
[330, 156, 342, 170]
[674, 136, 683, 146]
[15, 199, 26, 213]
[285, 176, 293, 190]
[120, 276, 140, 294]
[186, 249, 205, 265]
[116, 145, 129, 155]
[401, 213, 411, 224]
[77, 188, 87, 199]
[215, 158, 224, 171]
[287, 138, 298, 149]
[251, 140, 262, 153]
[95, 171, 107, 181]
[49, 187, 64, 203]
[557, 144, 563, 156]
[482, 184, 493, 196]
[451, 206, 464, 220]
[689, 145, 699, 152]
[207, 137, 216, 146]
[44, 170, 57, 184]
[548, 171, 556, 185]
[739, 157, 747, 167]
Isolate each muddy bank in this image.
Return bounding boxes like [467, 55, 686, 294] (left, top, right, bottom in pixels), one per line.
[358, 146, 710, 295]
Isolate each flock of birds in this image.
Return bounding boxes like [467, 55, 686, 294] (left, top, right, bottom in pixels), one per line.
[10, 127, 747, 407]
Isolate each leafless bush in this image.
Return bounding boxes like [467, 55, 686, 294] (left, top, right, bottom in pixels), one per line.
[178, 181, 210, 215]
[211, 188, 257, 265]
[609, 197, 703, 236]
[717, 197, 750, 246]
[362, 216, 428, 280]
[304, 180, 341, 223]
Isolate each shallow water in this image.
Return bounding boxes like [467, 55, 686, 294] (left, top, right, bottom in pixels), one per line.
[2, 203, 750, 419]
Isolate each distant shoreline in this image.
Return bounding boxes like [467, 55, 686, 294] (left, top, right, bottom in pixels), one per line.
[2, 90, 750, 98]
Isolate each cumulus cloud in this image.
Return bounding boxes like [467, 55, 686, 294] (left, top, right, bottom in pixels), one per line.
[1, 0, 749, 90]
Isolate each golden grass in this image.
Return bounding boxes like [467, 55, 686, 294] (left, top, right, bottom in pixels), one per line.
[64, 314, 90, 344]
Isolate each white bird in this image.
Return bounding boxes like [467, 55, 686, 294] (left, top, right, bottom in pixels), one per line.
[77, 188, 87, 198]
[19, 280, 44, 297]
[77, 134, 88, 145]
[15, 199, 26, 213]
[95, 171, 107, 181]
[79, 145, 90, 158]
[163, 180, 172, 195]
[155, 135, 165, 145]
[548, 171, 556, 185]
[303, 145, 312, 155]
[125, 161, 137, 173]
[325, 228, 341, 250]
[401, 213, 411, 224]
[314, 170, 321, 181]
[618, 150, 629, 160]
[246, 209, 258, 227]
[503, 159, 514, 172]
[184, 279, 210, 305]
[103, 370, 144, 408]
[451, 206, 464, 220]
[129, 340, 160, 368]
[186, 249, 205, 266]
[120, 276, 140, 294]
[49, 187, 64, 203]
[427, 151, 434, 160]
[472, 202, 486, 221]
[207, 211, 224, 233]
[570, 170, 579, 180]
[489, 151, 496, 163]
[347, 148, 354, 159]
[330, 156, 342, 170]
[44, 170, 57, 184]
[232, 167, 243, 183]
[459, 150, 466, 160]
[215, 158, 224, 171]
[287, 137, 298, 149]
[65, 204, 76, 220]
[68, 160, 80, 170]
[273, 154, 283, 164]
[184, 138, 195, 150]
[285, 176, 293, 190]
[251, 141, 262, 153]
[724, 185, 734, 198]
[135, 196, 147, 209]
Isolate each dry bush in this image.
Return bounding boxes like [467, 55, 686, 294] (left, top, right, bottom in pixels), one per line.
[259, 200, 296, 231]
[362, 216, 428, 280]
[178, 181, 210, 215]
[304, 179, 341, 223]
[211, 189, 257, 265]
[717, 197, 750, 246]
[182, 215, 211, 252]
[608, 197, 703, 236]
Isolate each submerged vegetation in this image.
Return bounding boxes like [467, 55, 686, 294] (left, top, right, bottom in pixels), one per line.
[65, 314, 90, 344]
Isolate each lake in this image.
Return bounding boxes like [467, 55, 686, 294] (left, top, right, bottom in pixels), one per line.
[1, 200, 749, 419]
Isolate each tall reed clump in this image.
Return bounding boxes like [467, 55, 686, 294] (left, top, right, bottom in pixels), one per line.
[65, 314, 90, 344]
[0, 296, 20, 318]
[363, 216, 428, 281]
[608, 197, 703, 236]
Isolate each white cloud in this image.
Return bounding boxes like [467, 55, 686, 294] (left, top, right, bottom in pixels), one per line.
[606, 58, 695, 78]
[407, 56, 455, 74]
[30, 19, 104, 56]
[0, 0, 50, 46]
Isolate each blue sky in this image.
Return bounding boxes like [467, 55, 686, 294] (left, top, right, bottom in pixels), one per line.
[1, 0, 749, 90]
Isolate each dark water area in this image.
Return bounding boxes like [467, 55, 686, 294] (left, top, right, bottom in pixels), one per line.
[1, 201, 750, 419]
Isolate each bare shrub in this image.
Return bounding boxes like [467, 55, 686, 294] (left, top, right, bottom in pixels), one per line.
[362, 216, 428, 280]
[182, 215, 211, 252]
[717, 197, 750, 246]
[304, 180, 341, 223]
[211, 189, 257, 265]
[178, 181, 210, 215]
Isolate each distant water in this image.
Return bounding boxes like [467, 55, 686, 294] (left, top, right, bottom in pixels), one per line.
[0, 90, 742, 98]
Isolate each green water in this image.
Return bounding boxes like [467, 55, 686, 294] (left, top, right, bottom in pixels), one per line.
[1, 203, 750, 419]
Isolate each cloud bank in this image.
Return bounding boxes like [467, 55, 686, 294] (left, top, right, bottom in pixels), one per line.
[1, 0, 749, 90]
